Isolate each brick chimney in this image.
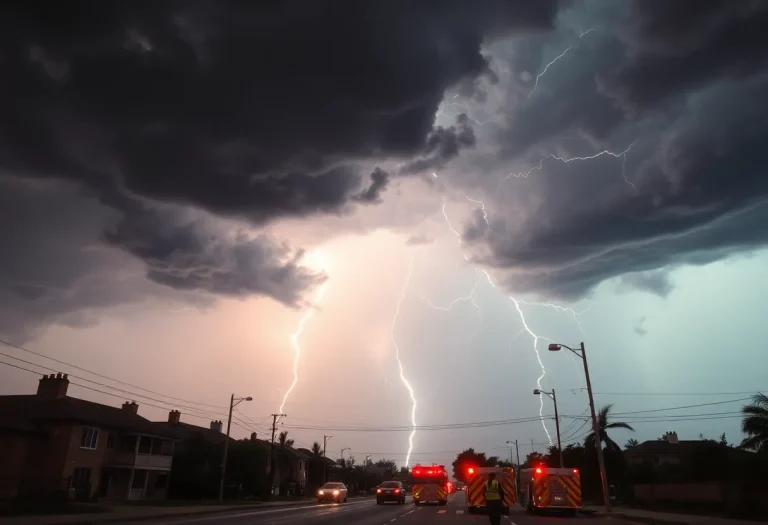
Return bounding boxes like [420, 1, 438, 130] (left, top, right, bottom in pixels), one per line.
[122, 401, 139, 414]
[168, 410, 181, 424]
[210, 420, 223, 433]
[250, 432, 258, 441]
[665, 431, 679, 444]
[37, 373, 70, 399]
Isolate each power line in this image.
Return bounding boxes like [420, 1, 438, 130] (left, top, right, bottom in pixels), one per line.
[570, 388, 764, 397]
[281, 414, 553, 433]
[0, 360, 261, 436]
[605, 397, 751, 416]
[0, 338, 227, 409]
[0, 350, 231, 421]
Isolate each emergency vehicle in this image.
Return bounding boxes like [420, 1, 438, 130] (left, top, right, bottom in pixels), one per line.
[519, 466, 582, 515]
[465, 466, 516, 515]
[410, 464, 449, 506]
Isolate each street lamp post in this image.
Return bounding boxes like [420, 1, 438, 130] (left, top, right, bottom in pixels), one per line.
[505, 440, 521, 498]
[548, 342, 610, 513]
[219, 394, 253, 502]
[534, 388, 563, 468]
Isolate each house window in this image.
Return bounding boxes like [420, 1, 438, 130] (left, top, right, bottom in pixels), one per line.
[80, 428, 99, 450]
[107, 434, 115, 450]
[138, 436, 152, 454]
[72, 467, 92, 490]
[155, 473, 168, 489]
[160, 440, 174, 456]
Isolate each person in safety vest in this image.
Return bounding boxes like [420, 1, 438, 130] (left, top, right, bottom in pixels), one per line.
[485, 472, 505, 525]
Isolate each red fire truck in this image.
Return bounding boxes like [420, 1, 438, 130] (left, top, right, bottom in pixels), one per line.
[411, 464, 449, 506]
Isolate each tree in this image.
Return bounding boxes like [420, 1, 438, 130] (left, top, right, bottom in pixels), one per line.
[625, 438, 639, 449]
[311, 441, 323, 456]
[585, 404, 635, 453]
[452, 448, 488, 484]
[278, 430, 294, 447]
[740, 392, 768, 453]
[375, 459, 397, 472]
[522, 451, 546, 468]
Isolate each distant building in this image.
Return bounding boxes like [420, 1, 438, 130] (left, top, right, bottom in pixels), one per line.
[0, 373, 177, 501]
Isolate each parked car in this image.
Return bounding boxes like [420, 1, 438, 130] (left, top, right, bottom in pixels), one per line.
[317, 482, 348, 503]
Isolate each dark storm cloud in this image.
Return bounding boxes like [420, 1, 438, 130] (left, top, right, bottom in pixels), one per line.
[0, 176, 208, 341]
[456, 0, 768, 300]
[0, 0, 561, 327]
[607, 1, 768, 109]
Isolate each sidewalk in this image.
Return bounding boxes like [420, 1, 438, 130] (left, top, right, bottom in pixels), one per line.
[0, 496, 373, 525]
[585, 506, 766, 525]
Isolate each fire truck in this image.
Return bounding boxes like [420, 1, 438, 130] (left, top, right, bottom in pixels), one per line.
[519, 466, 582, 515]
[411, 464, 449, 506]
[465, 466, 516, 515]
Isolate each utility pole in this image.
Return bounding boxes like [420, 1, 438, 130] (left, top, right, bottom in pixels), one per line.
[323, 435, 332, 483]
[535, 388, 564, 468]
[270, 413, 286, 496]
[552, 389, 563, 468]
[218, 394, 252, 502]
[581, 342, 611, 512]
[365, 454, 371, 493]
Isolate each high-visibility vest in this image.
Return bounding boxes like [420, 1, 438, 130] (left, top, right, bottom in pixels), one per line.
[485, 479, 501, 501]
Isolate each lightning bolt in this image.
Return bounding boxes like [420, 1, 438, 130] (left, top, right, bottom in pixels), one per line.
[279, 280, 329, 415]
[392, 255, 419, 467]
[529, 28, 595, 98]
[438, 192, 553, 444]
[501, 142, 636, 188]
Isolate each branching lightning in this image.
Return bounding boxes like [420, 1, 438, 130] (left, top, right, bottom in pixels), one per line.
[392, 256, 419, 467]
[437, 189, 553, 444]
[529, 28, 595, 98]
[501, 142, 635, 186]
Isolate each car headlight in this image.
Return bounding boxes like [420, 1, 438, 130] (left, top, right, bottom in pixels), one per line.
[333, 490, 340, 495]
[318, 490, 324, 495]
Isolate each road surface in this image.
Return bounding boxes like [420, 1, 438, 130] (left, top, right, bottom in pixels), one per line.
[128, 492, 635, 525]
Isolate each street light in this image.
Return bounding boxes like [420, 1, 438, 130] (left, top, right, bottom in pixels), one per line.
[534, 389, 563, 468]
[218, 394, 252, 501]
[548, 342, 611, 513]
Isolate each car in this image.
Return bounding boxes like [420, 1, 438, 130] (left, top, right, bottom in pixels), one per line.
[376, 481, 406, 505]
[317, 482, 348, 504]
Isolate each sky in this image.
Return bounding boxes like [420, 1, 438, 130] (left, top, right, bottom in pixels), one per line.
[2, 0, 768, 471]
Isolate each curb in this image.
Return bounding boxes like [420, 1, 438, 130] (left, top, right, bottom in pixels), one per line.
[0, 497, 375, 525]
[592, 512, 688, 525]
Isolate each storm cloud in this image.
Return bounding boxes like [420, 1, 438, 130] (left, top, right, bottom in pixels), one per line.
[444, 0, 768, 300]
[0, 0, 560, 334]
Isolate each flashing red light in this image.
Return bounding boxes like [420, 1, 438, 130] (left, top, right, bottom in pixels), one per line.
[467, 467, 475, 475]
[573, 469, 578, 474]
[535, 468, 542, 474]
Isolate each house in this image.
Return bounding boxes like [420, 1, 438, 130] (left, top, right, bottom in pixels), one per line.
[271, 445, 309, 494]
[624, 432, 752, 470]
[0, 373, 177, 501]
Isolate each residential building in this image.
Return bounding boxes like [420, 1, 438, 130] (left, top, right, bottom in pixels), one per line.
[0, 373, 177, 501]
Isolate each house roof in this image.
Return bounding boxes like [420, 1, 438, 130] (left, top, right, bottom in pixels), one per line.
[149, 421, 235, 444]
[296, 448, 338, 466]
[0, 395, 176, 438]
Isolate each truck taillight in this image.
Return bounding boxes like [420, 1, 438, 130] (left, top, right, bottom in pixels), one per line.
[535, 468, 542, 474]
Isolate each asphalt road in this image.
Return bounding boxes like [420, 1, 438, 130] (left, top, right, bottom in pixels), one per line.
[132, 492, 635, 525]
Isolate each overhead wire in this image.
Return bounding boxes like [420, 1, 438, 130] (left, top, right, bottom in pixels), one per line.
[0, 360, 262, 436]
[0, 338, 228, 408]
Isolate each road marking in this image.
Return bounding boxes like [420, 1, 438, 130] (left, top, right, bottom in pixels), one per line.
[390, 519, 397, 522]
[456, 510, 464, 514]
[402, 509, 416, 516]
[438, 510, 447, 514]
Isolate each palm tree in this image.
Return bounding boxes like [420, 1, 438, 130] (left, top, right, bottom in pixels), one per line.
[278, 430, 295, 447]
[624, 438, 639, 449]
[740, 393, 768, 453]
[311, 441, 323, 456]
[585, 404, 635, 452]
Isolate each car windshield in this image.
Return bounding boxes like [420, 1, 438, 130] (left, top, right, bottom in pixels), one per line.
[321, 483, 343, 489]
[380, 481, 400, 488]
